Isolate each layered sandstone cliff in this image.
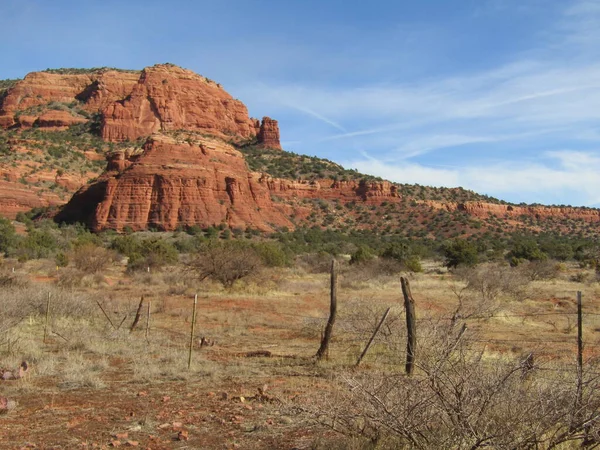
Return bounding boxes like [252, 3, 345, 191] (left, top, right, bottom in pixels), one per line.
[0, 64, 282, 219]
[0, 70, 140, 128]
[56, 135, 294, 232]
[423, 201, 600, 223]
[0, 65, 281, 148]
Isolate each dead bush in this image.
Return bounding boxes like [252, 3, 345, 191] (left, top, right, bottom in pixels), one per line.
[55, 268, 85, 288]
[0, 284, 96, 338]
[341, 258, 403, 287]
[188, 241, 262, 288]
[296, 252, 336, 274]
[307, 320, 600, 449]
[454, 262, 529, 302]
[518, 259, 561, 281]
[70, 244, 115, 274]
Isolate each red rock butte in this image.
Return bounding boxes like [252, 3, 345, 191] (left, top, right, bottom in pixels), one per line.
[0, 64, 281, 149]
[3, 63, 600, 233]
[55, 135, 294, 232]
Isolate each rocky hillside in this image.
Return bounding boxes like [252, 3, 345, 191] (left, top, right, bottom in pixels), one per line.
[2, 64, 600, 239]
[0, 64, 280, 217]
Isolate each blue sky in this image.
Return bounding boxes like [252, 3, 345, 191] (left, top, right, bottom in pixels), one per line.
[2, 0, 600, 206]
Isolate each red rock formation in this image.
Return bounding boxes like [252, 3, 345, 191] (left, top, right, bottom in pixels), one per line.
[423, 200, 600, 222]
[100, 64, 260, 143]
[57, 135, 294, 232]
[256, 117, 281, 149]
[35, 110, 87, 129]
[262, 177, 399, 202]
[0, 179, 62, 218]
[0, 70, 139, 128]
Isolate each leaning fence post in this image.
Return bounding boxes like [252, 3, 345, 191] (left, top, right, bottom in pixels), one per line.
[43, 292, 51, 344]
[188, 294, 198, 370]
[356, 307, 392, 367]
[145, 300, 151, 341]
[316, 260, 338, 361]
[130, 295, 145, 332]
[401, 277, 416, 375]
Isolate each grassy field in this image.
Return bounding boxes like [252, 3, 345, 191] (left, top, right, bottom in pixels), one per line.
[0, 257, 599, 449]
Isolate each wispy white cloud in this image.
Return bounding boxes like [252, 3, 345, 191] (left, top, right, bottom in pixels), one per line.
[234, 0, 600, 205]
[349, 150, 600, 206]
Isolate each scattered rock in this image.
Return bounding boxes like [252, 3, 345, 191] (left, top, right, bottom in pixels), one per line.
[0, 396, 17, 414]
[176, 430, 189, 441]
[1, 361, 29, 381]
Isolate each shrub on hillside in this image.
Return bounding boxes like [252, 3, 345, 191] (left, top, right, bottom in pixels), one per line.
[0, 217, 18, 255]
[508, 238, 547, 265]
[112, 235, 179, 271]
[15, 229, 59, 260]
[251, 241, 291, 267]
[350, 246, 376, 265]
[442, 239, 479, 268]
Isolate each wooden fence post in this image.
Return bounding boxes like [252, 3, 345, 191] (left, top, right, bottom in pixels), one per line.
[43, 292, 51, 344]
[145, 300, 151, 341]
[188, 294, 198, 370]
[316, 260, 338, 361]
[576, 291, 583, 420]
[130, 295, 145, 332]
[401, 277, 416, 375]
[96, 300, 116, 329]
[356, 307, 392, 367]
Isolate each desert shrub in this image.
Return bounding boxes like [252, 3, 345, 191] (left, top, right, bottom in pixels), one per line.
[570, 272, 588, 283]
[0, 216, 18, 255]
[111, 234, 141, 257]
[518, 259, 560, 281]
[70, 243, 115, 274]
[454, 263, 528, 303]
[296, 252, 335, 274]
[189, 240, 262, 288]
[309, 323, 600, 449]
[15, 228, 59, 260]
[342, 258, 403, 286]
[112, 236, 178, 271]
[55, 268, 86, 288]
[137, 238, 179, 268]
[350, 246, 376, 265]
[0, 284, 95, 337]
[442, 238, 478, 268]
[508, 237, 547, 264]
[55, 251, 69, 267]
[251, 241, 291, 267]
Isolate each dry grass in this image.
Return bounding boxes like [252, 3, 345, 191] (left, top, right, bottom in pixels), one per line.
[1, 257, 599, 448]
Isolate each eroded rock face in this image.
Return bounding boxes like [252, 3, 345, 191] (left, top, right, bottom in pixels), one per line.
[0, 64, 282, 219]
[35, 110, 87, 129]
[423, 201, 600, 223]
[100, 65, 260, 143]
[263, 177, 399, 202]
[56, 135, 294, 232]
[256, 117, 281, 149]
[0, 70, 139, 128]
